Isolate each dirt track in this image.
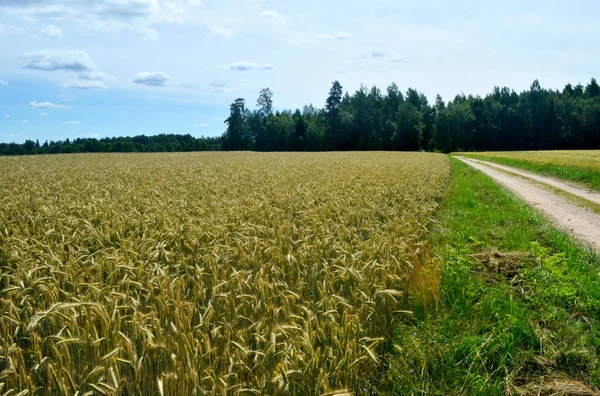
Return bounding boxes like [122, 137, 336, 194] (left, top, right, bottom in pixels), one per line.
[455, 156, 600, 254]
[463, 157, 600, 205]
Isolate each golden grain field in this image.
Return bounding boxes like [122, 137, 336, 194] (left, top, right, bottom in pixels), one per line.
[0, 152, 449, 395]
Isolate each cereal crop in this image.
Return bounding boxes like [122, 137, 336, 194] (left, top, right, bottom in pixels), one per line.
[0, 152, 449, 395]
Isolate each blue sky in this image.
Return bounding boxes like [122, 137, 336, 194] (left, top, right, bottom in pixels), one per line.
[0, 0, 599, 144]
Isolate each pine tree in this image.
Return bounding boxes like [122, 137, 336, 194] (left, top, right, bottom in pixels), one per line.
[224, 98, 248, 150]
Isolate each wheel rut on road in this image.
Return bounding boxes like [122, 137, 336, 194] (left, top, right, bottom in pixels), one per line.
[455, 156, 600, 254]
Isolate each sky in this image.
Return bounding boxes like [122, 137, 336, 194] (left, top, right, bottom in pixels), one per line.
[0, 0, 599, 144]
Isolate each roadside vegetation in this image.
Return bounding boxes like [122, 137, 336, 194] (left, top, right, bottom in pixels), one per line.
[460, 150, 600, 191]
[387, 158, 600, 394]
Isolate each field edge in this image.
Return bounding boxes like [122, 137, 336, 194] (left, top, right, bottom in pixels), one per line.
[385, 157, 600, 395]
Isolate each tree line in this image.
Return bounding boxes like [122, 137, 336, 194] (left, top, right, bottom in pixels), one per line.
[0, 134, 221, 156]
[2, 78, 599, 156]
[223, 78, 600, 152]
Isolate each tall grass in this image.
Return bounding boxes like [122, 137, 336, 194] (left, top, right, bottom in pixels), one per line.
[0, 152, 449, 394]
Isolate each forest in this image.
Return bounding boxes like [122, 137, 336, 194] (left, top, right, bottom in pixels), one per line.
[2, 78, 599, 155]
[0, 133, 221, 156]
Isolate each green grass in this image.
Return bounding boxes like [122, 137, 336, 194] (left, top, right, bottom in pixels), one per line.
[386, 158, 600, 395]
[459, 153, 600, 191]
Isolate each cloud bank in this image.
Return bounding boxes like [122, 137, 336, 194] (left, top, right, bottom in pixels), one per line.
[23, 50, 96, 72]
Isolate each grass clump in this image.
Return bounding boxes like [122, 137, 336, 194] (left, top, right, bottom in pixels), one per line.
[387, 158, 600, 395]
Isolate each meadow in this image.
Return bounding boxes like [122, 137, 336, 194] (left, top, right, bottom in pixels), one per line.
[0, 152, 449, 395]
[461, 150, 600, 190]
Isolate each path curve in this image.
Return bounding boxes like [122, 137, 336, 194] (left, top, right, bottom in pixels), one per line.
[455, 156, 600, 254]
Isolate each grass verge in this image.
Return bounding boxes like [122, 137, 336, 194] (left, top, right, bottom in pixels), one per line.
[385, 157, 600, 395]
[459, 154, 600, 192]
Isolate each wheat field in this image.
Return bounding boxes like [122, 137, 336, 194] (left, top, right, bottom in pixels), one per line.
[0, 152, 449, 395]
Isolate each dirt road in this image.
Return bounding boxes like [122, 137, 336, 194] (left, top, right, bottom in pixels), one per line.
[455, 156, 600, 254]
[463, 157, 600, 205]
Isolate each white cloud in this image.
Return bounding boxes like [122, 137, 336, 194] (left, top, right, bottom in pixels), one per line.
[28, 101, 70, 109]
[39, 112, 49, 116]
[62, 121, 82, 125]
[62, 71, 114, 90]
[260, 10, 286, 26]
[42, 24, 63, 38]
[318, 32, 352, 40]
[22, 120, 29, 123]
[224, 61, 273, 71]
[23, 50, 96, 72]
[206, 24, 236, 39]
[194, 123, 209, 127]
[5, 114, 10, 118]
[0, 80, 8, 86]
[0, 0, 203, 42]
[0, 1, 161, 30]
[22, 50, 115, 90]
[133, 71, 170, 87]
